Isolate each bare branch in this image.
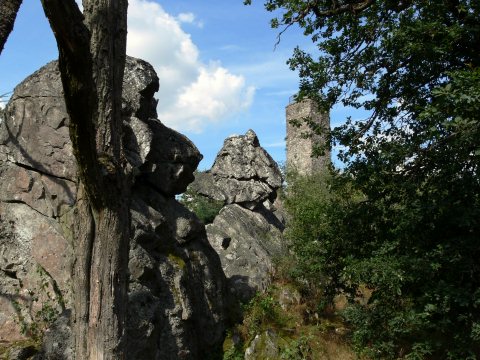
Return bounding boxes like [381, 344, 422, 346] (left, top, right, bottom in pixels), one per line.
[353, 109, 378, 142]
[0, 0, 23, 55]
[275, 0, 376, 46]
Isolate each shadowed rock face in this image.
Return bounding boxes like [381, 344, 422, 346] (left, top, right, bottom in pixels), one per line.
[0, 57, 227, 359]
[190, 130, 286, 302]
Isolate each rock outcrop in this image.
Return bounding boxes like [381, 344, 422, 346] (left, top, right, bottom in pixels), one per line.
[0, 57, 227, 359]
[191, 129, 282, 207]
[191, 131, 285, 302]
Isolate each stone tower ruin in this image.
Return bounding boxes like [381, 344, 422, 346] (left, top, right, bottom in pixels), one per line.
[286, 98, 331, 175]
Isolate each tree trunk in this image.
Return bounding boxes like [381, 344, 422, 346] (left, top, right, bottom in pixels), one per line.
[0, 0, 23, 55]
[41, 0, 130, 358]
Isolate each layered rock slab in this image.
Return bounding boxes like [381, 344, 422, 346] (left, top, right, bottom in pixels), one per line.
[207, 202, 285, 301]
[190, 130, 285, 301]
[0, 57, 227, 359]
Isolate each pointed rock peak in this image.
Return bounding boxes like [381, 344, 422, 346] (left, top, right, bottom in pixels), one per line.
[245, 129, 259, 146]
[191, 129, 282, 206]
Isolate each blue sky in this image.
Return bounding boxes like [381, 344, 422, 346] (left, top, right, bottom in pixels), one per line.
[0, 0, 351, 169]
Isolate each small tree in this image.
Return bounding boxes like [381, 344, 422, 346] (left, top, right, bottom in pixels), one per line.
[1, 1, 131, 358]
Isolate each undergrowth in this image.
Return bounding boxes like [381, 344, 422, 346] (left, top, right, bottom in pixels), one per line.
[223, 256, 357, 359]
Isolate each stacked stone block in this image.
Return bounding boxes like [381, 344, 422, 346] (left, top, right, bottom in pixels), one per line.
[286, 98, 331, 175]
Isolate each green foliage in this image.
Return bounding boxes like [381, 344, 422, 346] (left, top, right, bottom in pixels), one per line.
[222, 290, 286, 359]
[284, 172, 361, 302]
[251, 0, 480, 358]
[256, 0, 479, 121]
[223, 339, 244, 360]
[242, 290, 287, 337]
[281, 335, 313, 360]
[180, 173, 224, 224]
[223, 276, 356, 359]
[285, 170, 480, 358]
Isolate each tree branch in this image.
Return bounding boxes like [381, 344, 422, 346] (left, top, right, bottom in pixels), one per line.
[313, 0, 375, 18]
[0, 0, 23, 55]
[277, 0, 376, 43]
[41, 0, 104, 208]
[41, 0, 88, 56]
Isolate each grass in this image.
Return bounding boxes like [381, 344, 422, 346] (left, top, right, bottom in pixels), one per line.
[223, 258, 359, 360]
[0, 339, 39, 360]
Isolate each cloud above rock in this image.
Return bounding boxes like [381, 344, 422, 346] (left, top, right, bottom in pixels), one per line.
[127, 0, 254, 133]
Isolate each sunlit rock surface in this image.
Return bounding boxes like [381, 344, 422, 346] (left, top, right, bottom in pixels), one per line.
[0, 57, 228, 359]
[191, 130, 286, 302]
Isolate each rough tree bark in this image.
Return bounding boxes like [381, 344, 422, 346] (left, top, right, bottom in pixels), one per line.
[40, 1, 130, 359]
[0, 0, 23, 55]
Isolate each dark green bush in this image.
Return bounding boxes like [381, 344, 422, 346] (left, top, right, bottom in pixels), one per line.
[180, 180, 224, 224]
[284, 166, 480, 359]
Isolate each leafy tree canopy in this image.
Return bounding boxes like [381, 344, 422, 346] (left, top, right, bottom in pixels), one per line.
[249, 0, 480, 358]
[248, 0, 479, 163]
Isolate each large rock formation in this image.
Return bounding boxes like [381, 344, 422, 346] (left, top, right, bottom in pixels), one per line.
[190, 131, 285, 302]
[0, 57, 228, 359]
[191, 129, 282, 207]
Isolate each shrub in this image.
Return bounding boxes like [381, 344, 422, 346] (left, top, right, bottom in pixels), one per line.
[284, 170, 480, 359]
[180, 175, 224, 224]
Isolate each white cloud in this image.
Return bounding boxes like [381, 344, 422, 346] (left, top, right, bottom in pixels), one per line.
[161, 66, 254, 132]
[127, 0, 254, 132]
[177, 12, 204, 28]
[177, 12, 195, 23]
[219, 44, 244, 52]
